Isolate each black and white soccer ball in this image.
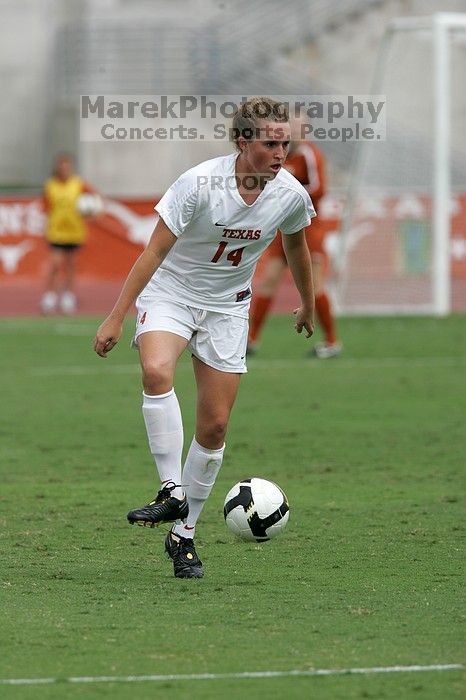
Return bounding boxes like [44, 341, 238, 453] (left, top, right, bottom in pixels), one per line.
[76, 193, 103, 217]
[223, 478, 289, 542]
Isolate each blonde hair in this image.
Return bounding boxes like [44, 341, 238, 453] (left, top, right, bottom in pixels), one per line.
[232, 97, 289, 149]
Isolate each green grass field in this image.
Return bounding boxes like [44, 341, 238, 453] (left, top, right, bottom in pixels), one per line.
[1, 314, 465, 699]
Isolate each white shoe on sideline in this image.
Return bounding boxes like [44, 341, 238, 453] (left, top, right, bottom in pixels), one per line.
[40, 291, 57, 315]
[60, 291, 77, 315]
[311, 341, 343, 359]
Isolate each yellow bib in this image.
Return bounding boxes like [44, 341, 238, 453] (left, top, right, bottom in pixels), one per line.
[45, 176, 87, 244]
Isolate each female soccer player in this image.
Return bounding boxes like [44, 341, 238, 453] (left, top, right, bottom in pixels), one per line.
[41, 153, 97, 314]
[94, 97, 316, 578]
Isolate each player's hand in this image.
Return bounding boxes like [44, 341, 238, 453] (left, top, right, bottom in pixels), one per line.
[94, 316, 123, 358]
[293, 306, 314, 338]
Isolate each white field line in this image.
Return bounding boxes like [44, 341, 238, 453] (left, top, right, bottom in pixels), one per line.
[31, 364, 142, 376]
[54, 324, 99, 335]
[0, 322, 98, 335]
[0, 664, 463, 686]
[29, 357, 466, 376]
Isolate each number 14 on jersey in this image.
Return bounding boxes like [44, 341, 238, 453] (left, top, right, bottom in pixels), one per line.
[211, 242, 244, 267]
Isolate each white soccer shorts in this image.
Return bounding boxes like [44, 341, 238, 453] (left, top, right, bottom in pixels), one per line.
[133, 296, 248, 374]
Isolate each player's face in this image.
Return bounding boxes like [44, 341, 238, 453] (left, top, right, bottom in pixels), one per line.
[55, 157, 73, 181]
[238, 120, 291, 178]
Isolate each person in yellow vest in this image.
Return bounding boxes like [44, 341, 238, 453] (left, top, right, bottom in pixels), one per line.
[41, 153, 98, 314]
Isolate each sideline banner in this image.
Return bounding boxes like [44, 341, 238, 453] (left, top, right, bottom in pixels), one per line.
[0, 194, 465, 310]
[0, 196, 158, 279]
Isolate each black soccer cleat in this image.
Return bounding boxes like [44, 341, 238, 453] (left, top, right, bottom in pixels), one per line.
[164, 530, 204, 579]
[127, 482, 189, 528]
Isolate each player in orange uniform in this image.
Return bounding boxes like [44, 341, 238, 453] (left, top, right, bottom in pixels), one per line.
[248, 137, 341, 358]
[41, 153, 96, 314]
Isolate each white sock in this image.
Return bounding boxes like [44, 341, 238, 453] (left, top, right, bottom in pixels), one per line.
[40, 291, 57, 313]
[142, 389, 184, 499]
[172, 437, 224, 539]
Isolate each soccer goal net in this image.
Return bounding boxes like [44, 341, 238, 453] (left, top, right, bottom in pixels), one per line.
[336, 13, 466, 315]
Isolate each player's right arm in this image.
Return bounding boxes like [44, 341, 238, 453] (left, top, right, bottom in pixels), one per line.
[93, 216, 177, 358]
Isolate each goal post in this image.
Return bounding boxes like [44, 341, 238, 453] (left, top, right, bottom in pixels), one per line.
[336, 13, 466, 315]
[433, 13, 452, 316]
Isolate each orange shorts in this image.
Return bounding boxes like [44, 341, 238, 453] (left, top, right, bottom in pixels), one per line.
[267, 224, 328, 263]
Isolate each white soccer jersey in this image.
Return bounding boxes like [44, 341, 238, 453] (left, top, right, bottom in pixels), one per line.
[143, 152, 315, 317]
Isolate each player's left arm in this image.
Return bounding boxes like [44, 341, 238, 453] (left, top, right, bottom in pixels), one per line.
[310, 148, 326, 202]
[282, 229, 314, 338]
[42, 188, 50, 214]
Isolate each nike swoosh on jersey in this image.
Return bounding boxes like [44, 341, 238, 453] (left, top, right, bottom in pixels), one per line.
[214, 221, 227, 227]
